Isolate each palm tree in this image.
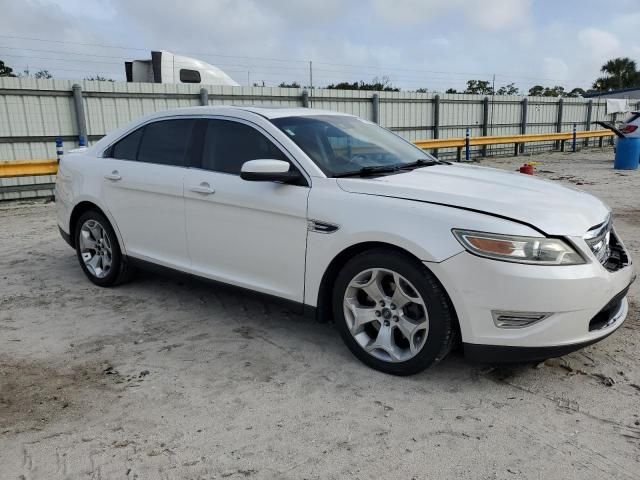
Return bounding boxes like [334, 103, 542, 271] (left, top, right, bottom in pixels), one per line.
[599, 57, 638, 89]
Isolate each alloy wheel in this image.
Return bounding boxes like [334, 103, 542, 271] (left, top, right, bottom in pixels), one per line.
[343, 268, 429, 363]
[79, 219, 113, 279]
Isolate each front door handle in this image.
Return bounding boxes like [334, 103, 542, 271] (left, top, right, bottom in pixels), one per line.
[189, 182, 215, 195]
[104, 170, 121, 181]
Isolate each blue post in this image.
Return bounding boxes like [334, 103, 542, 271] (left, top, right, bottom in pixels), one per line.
[465, 128, 470, 161]
[78, 136, 86, 147]
[572, 124, 577, 152]
[55, 137, 63, 163]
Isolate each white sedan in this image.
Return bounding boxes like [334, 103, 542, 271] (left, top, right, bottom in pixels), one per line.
[55, 107, 635, 375]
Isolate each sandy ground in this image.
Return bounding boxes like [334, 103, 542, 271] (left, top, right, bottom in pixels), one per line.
[0, 148, 639, 480]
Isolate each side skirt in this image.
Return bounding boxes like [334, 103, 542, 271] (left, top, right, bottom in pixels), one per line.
[127, 257, 317, 319]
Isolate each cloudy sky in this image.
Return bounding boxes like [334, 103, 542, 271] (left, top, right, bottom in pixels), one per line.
[1, 0, 639, 92]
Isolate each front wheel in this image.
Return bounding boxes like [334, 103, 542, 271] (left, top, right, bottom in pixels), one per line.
[75, 210, 132, 287]
[332, 249, 456, 375]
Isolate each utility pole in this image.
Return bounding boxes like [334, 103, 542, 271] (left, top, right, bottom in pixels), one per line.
[490, 74, 496, 136]
[309, 60, 313, 91]
[247, 71, 250, 87]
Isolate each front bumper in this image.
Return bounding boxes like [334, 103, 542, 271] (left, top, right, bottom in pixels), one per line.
[427, 248, 635, 361]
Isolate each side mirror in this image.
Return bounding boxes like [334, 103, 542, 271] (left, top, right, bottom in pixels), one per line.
[240, 159, 303, 183]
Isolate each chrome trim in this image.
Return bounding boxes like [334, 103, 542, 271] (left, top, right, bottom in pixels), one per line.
[491, 311, 553, 329]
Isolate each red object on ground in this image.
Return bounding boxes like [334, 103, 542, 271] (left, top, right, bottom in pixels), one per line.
[519, 164, 534, 175]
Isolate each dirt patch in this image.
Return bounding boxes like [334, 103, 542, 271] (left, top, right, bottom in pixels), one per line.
[614, 208, 640, 226]
[0, 356, 122, 433]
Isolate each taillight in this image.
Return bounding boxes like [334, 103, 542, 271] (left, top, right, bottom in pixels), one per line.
[620, 124, 638, 134]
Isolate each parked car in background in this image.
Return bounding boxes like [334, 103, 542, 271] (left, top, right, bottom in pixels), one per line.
[618, 111, 640, 138]
[55, 107, 635, 375]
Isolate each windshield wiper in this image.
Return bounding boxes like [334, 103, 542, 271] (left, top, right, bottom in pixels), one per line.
[398, 159, 450, 170]
[333, 165, 401, 178]
[333, 159, 450, 178]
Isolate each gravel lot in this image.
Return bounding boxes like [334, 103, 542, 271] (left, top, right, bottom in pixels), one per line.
[1, 149, 639, 479]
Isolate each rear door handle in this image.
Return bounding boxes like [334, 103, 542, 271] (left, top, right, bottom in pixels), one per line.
[189, 182, 215, 195]
[104, 171, 121, 181]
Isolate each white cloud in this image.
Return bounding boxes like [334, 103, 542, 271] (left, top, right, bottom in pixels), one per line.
[372, 0, 532, 30]
[542, 57, 569, 82]
[430, 37, 450, 48]
[471, 0, 532, 30]
[577, 28, 621, 62]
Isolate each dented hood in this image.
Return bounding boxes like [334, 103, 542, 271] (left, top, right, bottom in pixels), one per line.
[336, 163, 610, 236]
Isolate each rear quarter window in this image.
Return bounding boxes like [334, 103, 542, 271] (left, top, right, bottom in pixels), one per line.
[111, 128, 143, 160]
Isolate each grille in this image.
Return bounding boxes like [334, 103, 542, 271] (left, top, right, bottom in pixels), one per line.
[584, 215, 630, 272]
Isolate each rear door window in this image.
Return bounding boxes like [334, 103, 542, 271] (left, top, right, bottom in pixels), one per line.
[137, 119, 195, 167]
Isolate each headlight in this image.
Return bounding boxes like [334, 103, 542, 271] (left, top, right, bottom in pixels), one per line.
[452, 229, 586, 265]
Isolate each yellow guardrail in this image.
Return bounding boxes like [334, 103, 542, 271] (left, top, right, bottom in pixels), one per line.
[0, 159, 59, 178]
[413, 129, 614, 149]
[0, 130, 616, 178]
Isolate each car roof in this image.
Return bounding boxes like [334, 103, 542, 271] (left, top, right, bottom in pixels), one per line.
[142, 105, 355, 121]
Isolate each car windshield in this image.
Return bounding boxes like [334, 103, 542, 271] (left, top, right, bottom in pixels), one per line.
[271, 115, 434, 177]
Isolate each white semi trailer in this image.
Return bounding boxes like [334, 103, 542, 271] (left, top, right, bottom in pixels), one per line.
[125, 50, 239, 86]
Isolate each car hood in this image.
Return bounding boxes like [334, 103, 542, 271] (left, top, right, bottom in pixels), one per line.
[336, 163, 610, 236]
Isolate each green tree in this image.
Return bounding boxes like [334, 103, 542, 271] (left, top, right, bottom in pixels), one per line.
[34, 69, 53, 79]
[593, 57, 639, 90]
[326, 76, 399, 91]
[278, 81, 301, 88]
[528, 85, 544, 96]
[85, 75, 115, 82]
[445, 88, 458, 94]
[0, 59, 16, 77]
[566, 87, 585, 98]
[542, 85, 565, 97]
[415, 87, 429, 93]
[464, 79, 494, 95]
[496, 83, 519, 95]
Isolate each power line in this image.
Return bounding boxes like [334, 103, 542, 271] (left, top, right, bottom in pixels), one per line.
[0, 34, 587, 85]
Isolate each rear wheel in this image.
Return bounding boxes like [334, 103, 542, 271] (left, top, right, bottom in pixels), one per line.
[75, 210, 132, 287]
[333, 249, 456, 375]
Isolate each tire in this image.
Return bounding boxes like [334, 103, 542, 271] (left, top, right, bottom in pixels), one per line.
[74, 210, 133, 287]
[332, 248, 456, 376]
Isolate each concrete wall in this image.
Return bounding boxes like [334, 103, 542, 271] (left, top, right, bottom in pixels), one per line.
[0, 76, 625, 200]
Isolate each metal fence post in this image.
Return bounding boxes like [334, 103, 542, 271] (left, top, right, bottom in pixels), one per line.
[301, 89, 309, 108]
[482, 96, 489, 157]
[520, 98, 528, 154]
[199, 87, 208, 106]
[610, 113, 617, 145]
[555, 98, 563, 150]
[465, 128, 470, 161]
[433, 94, 440, 158]
[572, 123, 577, 152]
[72, 84, 87, 147]
[584, 100, 593, 148]
[55, 137, 63, 163]
[372, 93, 380, 124]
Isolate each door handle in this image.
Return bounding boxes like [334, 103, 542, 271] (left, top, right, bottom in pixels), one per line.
[104, 170, 121, 181]
[189, 182, 215, 195]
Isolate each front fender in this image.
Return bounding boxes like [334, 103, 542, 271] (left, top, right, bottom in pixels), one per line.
[303, 179, 542, 307]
